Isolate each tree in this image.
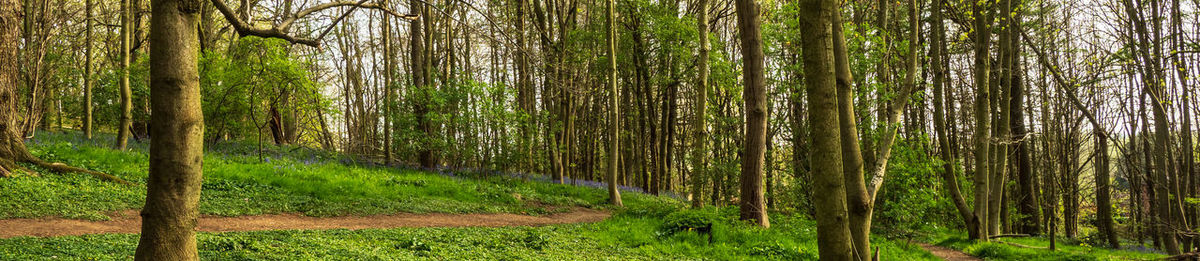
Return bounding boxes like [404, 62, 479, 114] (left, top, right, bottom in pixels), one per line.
[0, 0, 128, 184]
[690, 0, 710, 209]
[800, 0, 854, 258]
[735, 0, 768, 228]
[606, 0, 622, 207]
[83, 0, 93, 139]
[133, 0, 204, 259]
[133, 0, 411, 258]
[970, 0, 993, 241]
[931, 0, 976, 239]
[115, 0, 133, 150]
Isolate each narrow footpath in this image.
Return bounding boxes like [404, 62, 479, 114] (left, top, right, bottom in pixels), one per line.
[916, 242, 983, 261]
[0, 208, 610, 238]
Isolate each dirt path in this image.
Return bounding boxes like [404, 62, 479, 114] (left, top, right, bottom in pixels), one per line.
[0, 209, 610, 239]
[917, 242, 982, 261]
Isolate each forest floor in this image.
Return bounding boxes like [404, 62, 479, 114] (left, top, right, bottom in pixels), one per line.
[0, 208, 609, 239]
[0, 132, 943, 260]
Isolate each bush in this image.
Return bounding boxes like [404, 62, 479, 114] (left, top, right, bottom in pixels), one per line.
[659, 209, 717, 236]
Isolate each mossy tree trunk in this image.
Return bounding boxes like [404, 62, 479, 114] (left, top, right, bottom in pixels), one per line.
[799, 0, 854, 258]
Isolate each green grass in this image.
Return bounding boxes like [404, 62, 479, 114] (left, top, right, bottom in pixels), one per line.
[1, 132, 662, 219]
[0, 208, 939, 260]
[929, 229, 1167, 260]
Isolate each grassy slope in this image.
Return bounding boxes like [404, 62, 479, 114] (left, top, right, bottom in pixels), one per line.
[930, 229, 1167, 260]
[2, 132, 652, 219]
[0, 133, 939, 260]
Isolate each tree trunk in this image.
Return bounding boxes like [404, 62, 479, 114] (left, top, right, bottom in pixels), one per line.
[1096, 131, 1120, 248]
[735, 0, 769, 228]
[690, 0, 709, 209]
[970, 0, 993, 241]
[83, 0, 93, 139]
[931, 0, 976, 238]
[133, 0, 204, 259]
[800, 0, 854, 258]
[115, 0, 133, 150]
[1009, 1, 1039, 234]
[0, 0, 28, 176]
[605, 0, 622, 207]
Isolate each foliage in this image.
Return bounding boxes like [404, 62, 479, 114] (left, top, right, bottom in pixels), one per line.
[874, 137, 959, 234]
[200, 37, 325, 145]
[659, 208, 719, 236]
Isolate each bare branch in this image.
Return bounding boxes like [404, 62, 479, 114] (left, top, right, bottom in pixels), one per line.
[210, 0, 417, 48]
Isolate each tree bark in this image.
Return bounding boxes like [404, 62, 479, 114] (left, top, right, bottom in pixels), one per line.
[690, 0, 709, 209]
[83, 0, 93, 139]
[116, 0, 133, 150]
[605, 0, 622, 207]
[800, 0, 854, 258]
[970, 0, 993, 241]
[133, 0, 204, 259]
[735, 0, 768, 228]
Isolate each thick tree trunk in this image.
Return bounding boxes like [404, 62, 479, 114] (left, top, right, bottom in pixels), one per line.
[800, 0, 854, 258]
[735, 0, 768, 228]
[133, 0, 204, 259]
[0, 0, 26, 172]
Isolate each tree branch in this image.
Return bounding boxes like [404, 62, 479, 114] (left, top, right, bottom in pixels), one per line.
[210, 0, 417, 48]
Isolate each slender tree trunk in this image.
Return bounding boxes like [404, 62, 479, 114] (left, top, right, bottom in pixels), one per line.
[989, 0, 1013, 236]
[1096, 131, 1120, 248]
[931, 0, 975, 238]
[605, 0, 622, 207]
[690, 0, 709, 209]
[735, 0, 769, 228]
[412, 0, 435, 168]
[134, 0, 204, 259]
[970, 0, 993, 241]
[834, 4, 869, 257]
[83, 0, 93, 139]
[115, 0, 134, 150]
[383, 7, 393, 164]
[1009, 1, 1039, 234]
[800, 0, 854, 258]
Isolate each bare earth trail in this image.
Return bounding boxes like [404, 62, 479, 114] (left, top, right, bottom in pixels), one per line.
[0, 208, 610, 239]
[916, 242, 982, 261]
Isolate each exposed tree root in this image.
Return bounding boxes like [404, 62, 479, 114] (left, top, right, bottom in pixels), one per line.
[27, 158, 134, 186]
[1164, 252, 1200, 261]
[988, 234, 1031, 239]
[998, 241, 1046, 250]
